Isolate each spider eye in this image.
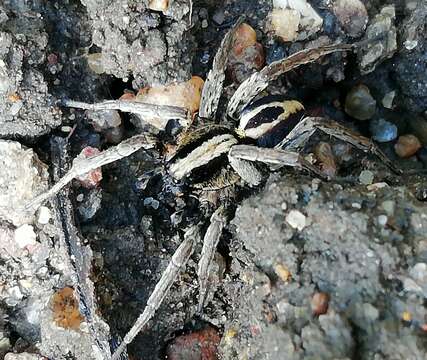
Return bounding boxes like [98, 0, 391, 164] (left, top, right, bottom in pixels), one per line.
[239, 98, 304, 142]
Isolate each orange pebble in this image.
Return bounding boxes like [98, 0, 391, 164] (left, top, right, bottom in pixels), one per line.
[51, 287, 84, 330]
[233, 23, 257, 56]
[394, 134, 422, 158]
[311, 292, 329, 316]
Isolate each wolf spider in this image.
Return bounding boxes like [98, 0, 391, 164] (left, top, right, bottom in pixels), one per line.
[25, 17, 399, 359]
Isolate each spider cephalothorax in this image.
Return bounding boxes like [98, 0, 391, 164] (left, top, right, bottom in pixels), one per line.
[23, 17, 400, 360]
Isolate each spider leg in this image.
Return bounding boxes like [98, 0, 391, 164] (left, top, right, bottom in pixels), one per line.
[227, 44, 353, 119]
[197, 206, 227, 312]
[62, 99, 189, 130]
[24, 134, 157, 212]
[111, 226, 200, 360]
[276, 117, 401, 174]
[229, 144, 327, 179]
[228, 155, 263, 186]
[198, 16, 245, 119]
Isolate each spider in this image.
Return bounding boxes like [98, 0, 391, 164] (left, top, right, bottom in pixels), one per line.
[25, 17, 399, 360]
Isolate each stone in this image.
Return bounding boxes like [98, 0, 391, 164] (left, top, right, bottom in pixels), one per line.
[166, 327, 220, 360]
[0, 141, 48, 226]
[274, 264, 292, 282]
[51, 287, 84, 330]
[136, 76, 204, 117]
[345, 84, 376, 121]
[228, 23, 265, 83]
[311, 292, 329, 316]
[332, 0, 368, 37]
[369, 118, 398, 142]
[36, 206, 51, 225]
[359, 170, 374, 185]
[314, 142, 337, 178]
[86, 53, 104, 74]
[14, 224, 37, 249]
[358, 5, 397, 74]
[394, 135, 422, 158]
[270, 0, 323, 42]
[382, 91, 396, 109]
[148, 0, 169, 13]
[212, 9, 225, 25]
[88, 109, 122, 131]
[74, 147, 103, 188]
[286, 210, 306, 231]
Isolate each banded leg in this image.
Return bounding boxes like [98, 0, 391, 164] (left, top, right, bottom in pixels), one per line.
[229, 144, 328, 179]
[62, 99, 189, 130]
[24, 134, 157, 212]
[276, 117, 401, 174]
[197, 206, 227, 312]
[198, 16, 245, 119]
[227, 44, 353, 119]
[111, 226, 200, 360]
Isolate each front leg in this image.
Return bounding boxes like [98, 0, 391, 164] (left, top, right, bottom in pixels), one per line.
[276, 117, 401, 174]
[229, 144, 327, 179]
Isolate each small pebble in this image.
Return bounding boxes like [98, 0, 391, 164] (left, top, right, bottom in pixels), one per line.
[86, 53, 104, 74]
[311, 292, 329, 316]
[144, 197, 160, 210]
[166, 327, 220, 360]
[381, 200, 395, 216]
[332, 0, 368, 37]
[314, 142, 337, 178]
[148, 0, 169, 12]
[359, 170, 374, 185]
[14, 224, 37, 249]
[61, 126, 73, 133]
[402, 311, 412, 322]
[137, 76, 204, 116]
[266, 43, 286, 64]
[409, 263, 427, 283]
[274, 264, 292, 282]
[382, 90, 395, 109]
[87, 109, 122, 131]
[351, 202, 362, 209]
[394, 134, 422, 158]
[52, 287, 84, 330]
[228, 23, 265, 83]
[345, 84, 376, 121]
[286, 210, 306, 231]
[201, 19, 208, 28]
[378, 215, 388, 226]
[74, 147, 103, 188]
[367, 182, 388, 191]
[36, 206, 51, 224]
[369, 118, 398, 142]
[212, 9, 225, 25]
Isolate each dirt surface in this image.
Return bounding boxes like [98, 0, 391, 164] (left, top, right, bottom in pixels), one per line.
[1, 0, 427, 360]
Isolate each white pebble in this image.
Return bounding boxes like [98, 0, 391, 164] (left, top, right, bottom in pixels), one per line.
[359, 170, 374, 185]
[14, 224, 37, 248]
[37, 206, 51, 224]
[378, 215, 388, 226]
[286, 210, 306, 231]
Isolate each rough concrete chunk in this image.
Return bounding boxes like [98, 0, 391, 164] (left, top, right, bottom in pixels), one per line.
[0, 140, 48, 226]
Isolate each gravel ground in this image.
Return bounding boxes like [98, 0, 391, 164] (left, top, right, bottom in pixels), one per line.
[1, 0, 427, 359]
